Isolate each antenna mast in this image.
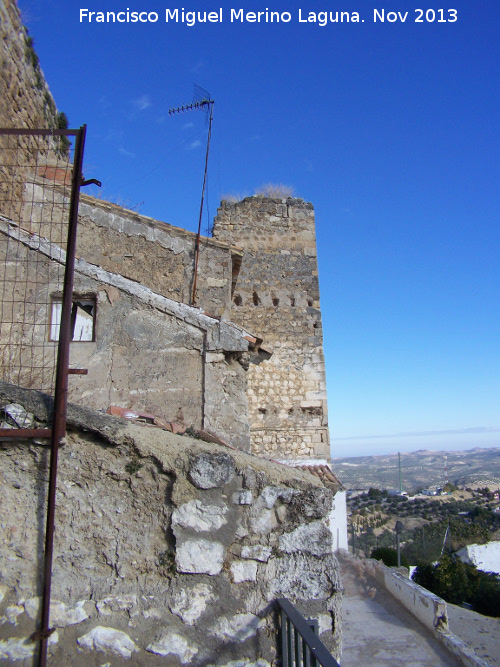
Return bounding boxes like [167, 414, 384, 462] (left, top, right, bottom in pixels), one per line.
[398, 451, 402, 493]
[169, 85, 214, 305]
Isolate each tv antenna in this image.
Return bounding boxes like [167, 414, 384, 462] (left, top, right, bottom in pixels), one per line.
[169, 84, 214, 305]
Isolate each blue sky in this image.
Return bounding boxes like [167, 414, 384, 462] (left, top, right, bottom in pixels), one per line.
[18, 0, 500, 457]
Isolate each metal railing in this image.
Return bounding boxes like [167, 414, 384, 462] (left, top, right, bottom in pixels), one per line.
[0, 126, 89, 667]
[277, 598, 341, 667]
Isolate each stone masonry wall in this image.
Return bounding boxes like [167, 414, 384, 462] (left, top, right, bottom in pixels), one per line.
[0, 389, 342, 665]
[76, 196, 241, 319]
[6, 182, 331, 462]
[0, 0, 65, 212]
[0, 1, 59, 131]
[2, 168, 240, 321]
[213, 197, 330, 462]
[0, 219, 253, 450]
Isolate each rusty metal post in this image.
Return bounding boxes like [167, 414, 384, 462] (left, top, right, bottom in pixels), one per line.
[36, 125, 87, 667]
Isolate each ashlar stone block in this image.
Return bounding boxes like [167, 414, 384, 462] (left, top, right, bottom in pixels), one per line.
[230, 560, 258, 583]
[77, 626, 139, 659]
[232, 490, 253, 505]
[172, 499, 228, 532]
[279, 520, 332, 556]
[240, 545, 272, 562]
[175, 538, 225, 575]
[210, 613, 264, 642]
[147, 632, 198, 663]
[169, 583, 214, 625]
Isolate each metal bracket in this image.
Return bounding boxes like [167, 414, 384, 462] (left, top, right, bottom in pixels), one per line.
[80, 178, 102, 187]
[30, 627, 56, 642]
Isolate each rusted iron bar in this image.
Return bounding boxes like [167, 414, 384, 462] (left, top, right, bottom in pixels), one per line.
[37, 125, 87, 667]
[0, 128, 80, 136]
[67, 369, 88, 375]
[0, 428, 51, 439]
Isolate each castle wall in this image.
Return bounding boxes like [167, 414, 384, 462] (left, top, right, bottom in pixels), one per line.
[0, 1, 59, 132]
[1, 0, 332, 465]
[0, 219, 252, 450]
[76, 196, 241, 319]
[1, 157, 331, 463]
[0, 0, 64, 211]
[213, 197, 331, 462]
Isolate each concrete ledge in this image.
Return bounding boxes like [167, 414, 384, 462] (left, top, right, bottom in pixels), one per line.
[437, 629, 492, 667]
[368, 560, 447, 632]
[366, 558, 491, 667]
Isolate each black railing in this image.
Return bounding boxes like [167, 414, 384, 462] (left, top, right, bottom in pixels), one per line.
[277, 598, 341, 667]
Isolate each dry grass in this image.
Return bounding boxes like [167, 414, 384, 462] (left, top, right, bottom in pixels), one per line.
[254, 183, 295, 198]
[220, 191, 250, 203]
[221, 183, 296, 203]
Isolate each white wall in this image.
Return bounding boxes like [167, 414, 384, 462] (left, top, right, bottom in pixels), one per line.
[456, 541, 500, 575]
[330, 489, 348, 552]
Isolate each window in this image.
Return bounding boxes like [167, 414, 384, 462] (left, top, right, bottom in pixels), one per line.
[50, 297, 96, 342]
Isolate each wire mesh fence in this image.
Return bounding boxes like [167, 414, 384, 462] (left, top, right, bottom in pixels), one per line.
[0, 126, 86, 667]
[0, 129, 78, 428]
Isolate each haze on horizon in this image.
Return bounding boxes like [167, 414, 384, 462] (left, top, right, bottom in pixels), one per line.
[332, 429, 500, 459]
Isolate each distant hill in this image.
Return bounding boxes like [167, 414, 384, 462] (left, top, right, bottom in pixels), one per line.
[331, 447, 500, 492]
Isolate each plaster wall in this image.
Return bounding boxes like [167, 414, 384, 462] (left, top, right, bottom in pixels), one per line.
[363, 558, 492, 667]
[329, 490, 348, 552]
[369, 560, 447, 631]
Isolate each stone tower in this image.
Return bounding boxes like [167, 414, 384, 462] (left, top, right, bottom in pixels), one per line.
[213, 196, 330, 463]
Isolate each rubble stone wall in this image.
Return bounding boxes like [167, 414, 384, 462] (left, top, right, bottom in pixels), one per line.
[213, 197, 330, 461]
[0, 0, 64, 216]
[0, 222, 252, 450]
[0, 396, 342, 666]
[0, 1, 59, 132]
[76, 196, 240, 319]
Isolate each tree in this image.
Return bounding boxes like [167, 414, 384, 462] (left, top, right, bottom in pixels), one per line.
[371, 547, 409, 569]
[412, 555, 500, 617]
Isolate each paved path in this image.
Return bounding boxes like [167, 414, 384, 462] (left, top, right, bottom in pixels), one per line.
[338, 556, 461, 666]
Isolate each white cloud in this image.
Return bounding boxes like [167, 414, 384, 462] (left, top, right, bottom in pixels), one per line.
[187, 140, 202, 150]
[119, 146, 135, 157]
[133, 95, 151, 111]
